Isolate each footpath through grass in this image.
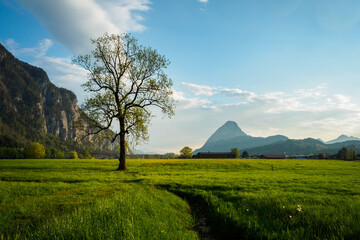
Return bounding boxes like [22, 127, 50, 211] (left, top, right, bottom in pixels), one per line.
[0, 158, 359, 239]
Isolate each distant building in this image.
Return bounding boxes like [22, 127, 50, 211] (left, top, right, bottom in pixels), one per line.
[194, 152, 237, 159]
[289, 155, 308, 159]
[260, 154, 288, 159]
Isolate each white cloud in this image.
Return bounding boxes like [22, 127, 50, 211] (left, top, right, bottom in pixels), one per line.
[181, 82, 217, 96]
[6, 0, 151, 102]
[221, 88, 256, 101]
[5, 38, 52, 57]
[198, 0, 208, 3]
[173, 90, 211, 109]
[15, 0, 151, 54]
[252, 85, 358, 114]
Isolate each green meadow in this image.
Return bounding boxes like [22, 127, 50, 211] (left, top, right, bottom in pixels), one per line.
[1, 158, 359, 240]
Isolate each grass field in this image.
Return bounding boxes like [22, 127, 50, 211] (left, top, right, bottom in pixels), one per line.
[1, 158, 359, 239]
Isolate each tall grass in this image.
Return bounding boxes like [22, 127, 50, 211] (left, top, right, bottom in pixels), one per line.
[1, 158, 359, 239]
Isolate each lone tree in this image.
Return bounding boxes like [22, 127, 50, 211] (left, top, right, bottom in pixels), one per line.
[180, 146, 193, 159]
[231, 148, 240, 158]
[73, 33, 175, 170]
[242, 150, 249, 159]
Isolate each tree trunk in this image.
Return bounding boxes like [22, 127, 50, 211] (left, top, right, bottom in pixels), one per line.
[117, 119, 126, 171]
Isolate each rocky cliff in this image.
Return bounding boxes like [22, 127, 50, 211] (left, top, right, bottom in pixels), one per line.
[0, 43, 80, 142]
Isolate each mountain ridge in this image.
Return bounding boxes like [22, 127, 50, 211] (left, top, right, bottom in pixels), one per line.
[194, 121, 360, 155]
[326, 135, 360, 144]
[0, 43, 80, 142]
[245, 139, 360, 155]
[0, 43, 118, 157]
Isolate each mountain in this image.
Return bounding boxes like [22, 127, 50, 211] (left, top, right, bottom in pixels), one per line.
[205, 121, 248, 144]
[0, 43, 81, 143]
[246, 138, 360, 156]
[0, 43, 117, 157]
[326, 135, 360, 144]
[193, 121, 288, 154]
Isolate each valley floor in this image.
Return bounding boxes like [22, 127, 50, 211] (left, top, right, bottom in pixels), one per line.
[0, 158, 359, 239]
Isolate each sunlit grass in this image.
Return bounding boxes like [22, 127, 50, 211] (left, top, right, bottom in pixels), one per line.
[1, 158, 359, 239]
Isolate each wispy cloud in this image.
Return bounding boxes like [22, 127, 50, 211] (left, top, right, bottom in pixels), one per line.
[173, 90, 211, 109]
[181, 82, 217, 96]
[16, 0, 151, 54]
[4, 39, 88, 101]
[220, 88, 256, 101]
[5, 38, 52, 57]
[198, 0, 208, 11]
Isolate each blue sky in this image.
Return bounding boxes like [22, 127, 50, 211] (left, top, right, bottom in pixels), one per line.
[2, 0, 360, 153]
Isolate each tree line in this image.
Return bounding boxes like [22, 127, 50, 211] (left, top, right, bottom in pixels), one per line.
[178, 146, 358, 160]
[0, 142, 92, 159]
[336, 147, 357, 160]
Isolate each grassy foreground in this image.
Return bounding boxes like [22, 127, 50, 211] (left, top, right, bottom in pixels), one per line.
[0, 158, 359, 239]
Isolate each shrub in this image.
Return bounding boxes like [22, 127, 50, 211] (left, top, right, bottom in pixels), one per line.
[69, 151, 79, 159]
[26, 142, 45, 159]
[83, 150, 91, 159]
[55, 151, 65, 159]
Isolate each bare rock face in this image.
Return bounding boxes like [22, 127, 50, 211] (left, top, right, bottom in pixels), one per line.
[0, 43, 81, 141]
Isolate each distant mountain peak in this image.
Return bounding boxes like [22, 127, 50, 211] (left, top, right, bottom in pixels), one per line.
[326, 135, 360, 144]
[193, 121, 289, 154]
[206, 121, 247, 144]
[223, 120, 238, 126]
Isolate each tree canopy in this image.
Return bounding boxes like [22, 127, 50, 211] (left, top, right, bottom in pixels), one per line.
[180, 146, 193, 159]
[73, 33, 175, 170]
